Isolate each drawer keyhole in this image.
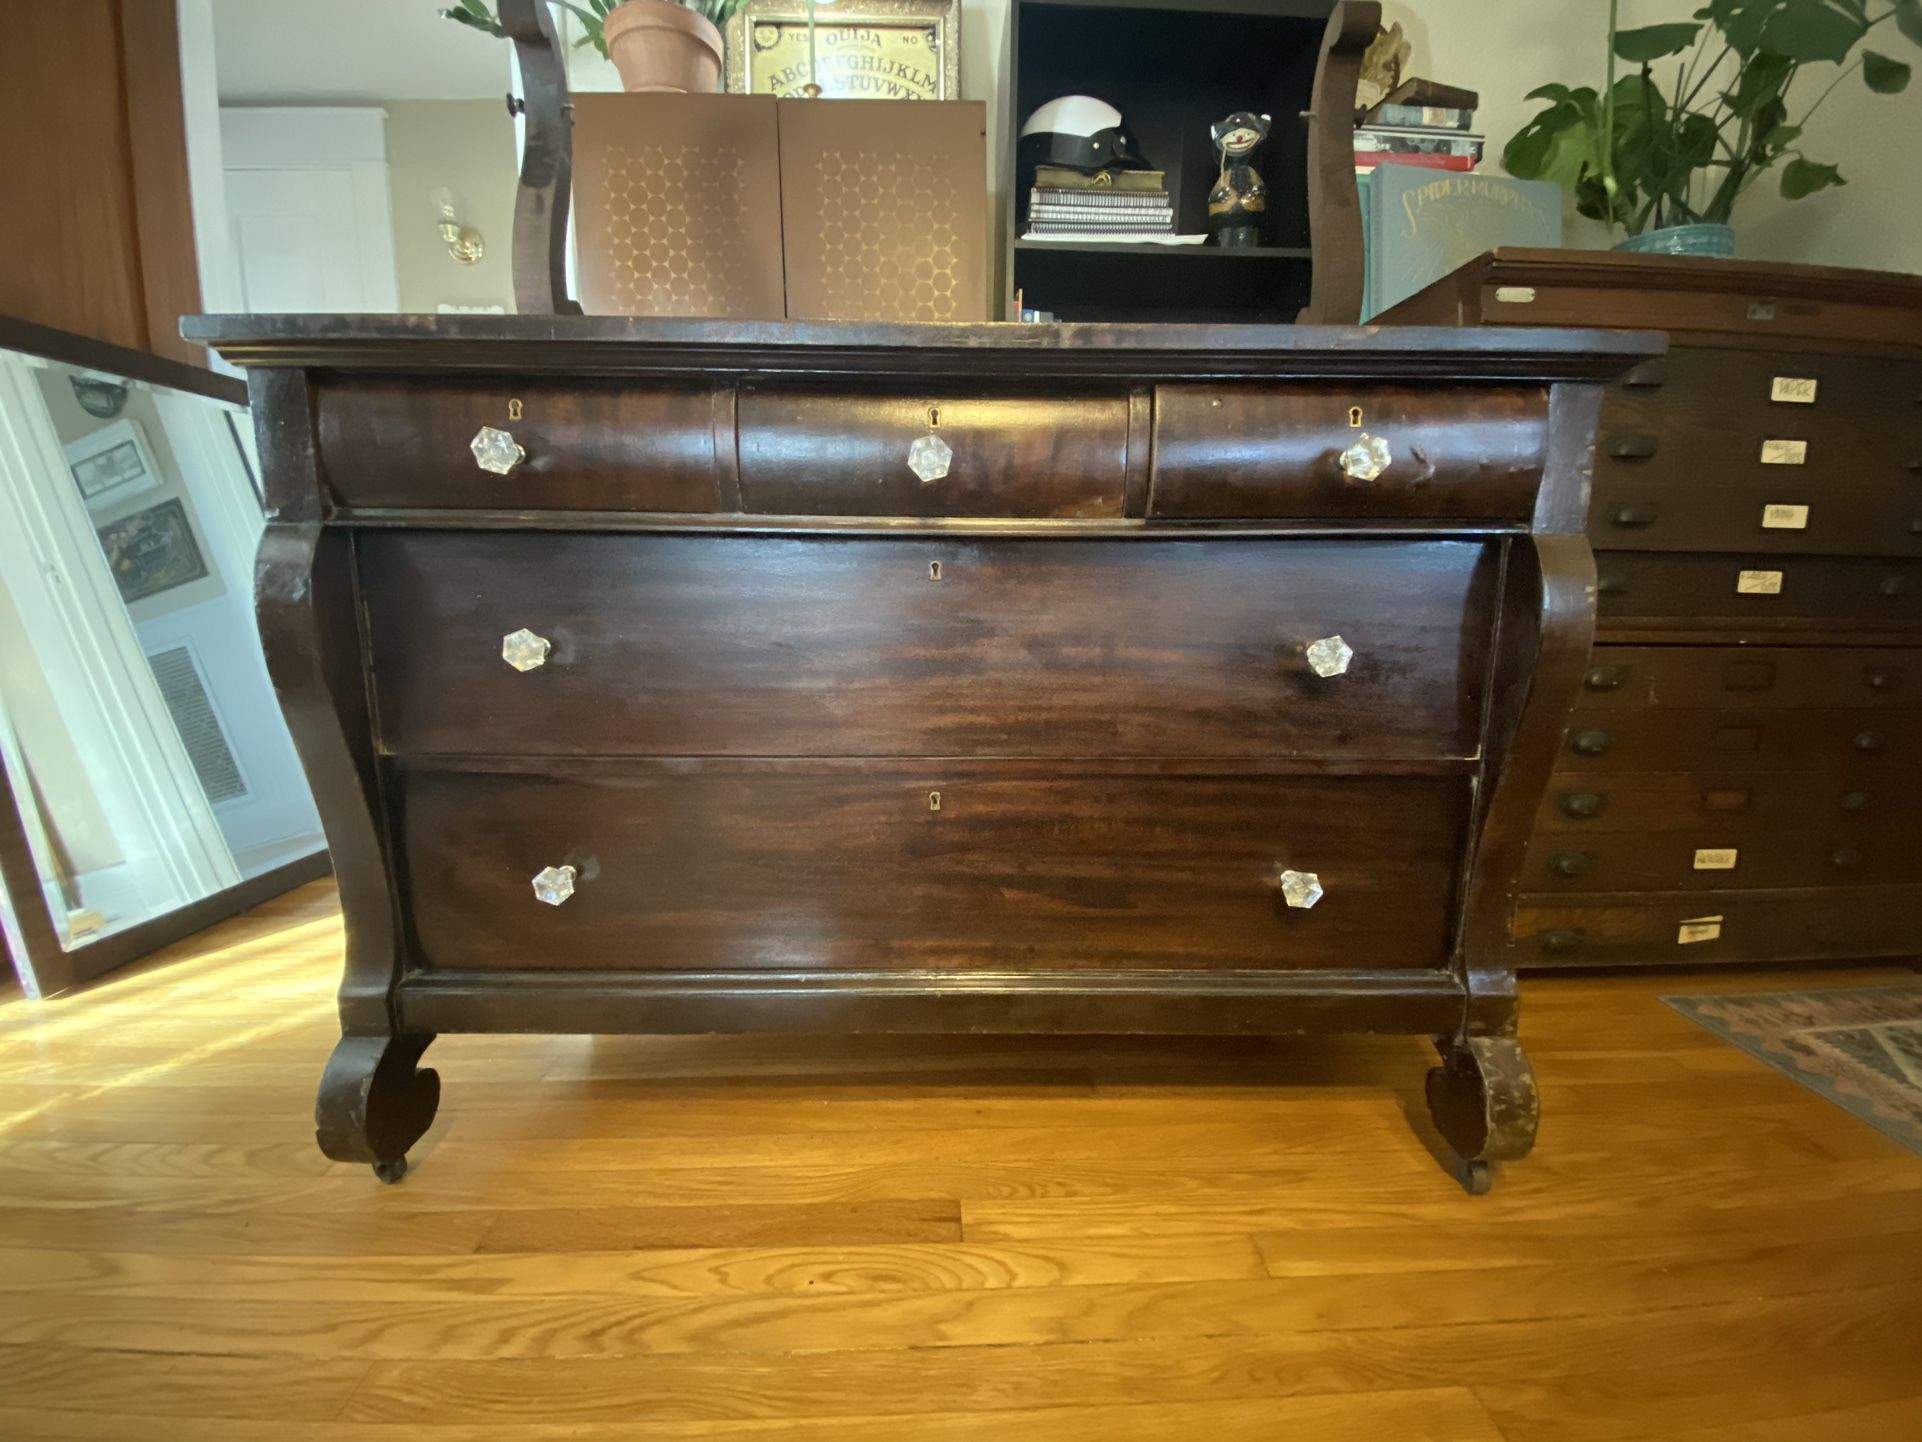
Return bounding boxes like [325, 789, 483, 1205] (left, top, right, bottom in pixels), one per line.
[928, 561, 942, 582]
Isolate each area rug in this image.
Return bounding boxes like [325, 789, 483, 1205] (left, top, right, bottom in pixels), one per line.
[1663, 985, 1922, 1157]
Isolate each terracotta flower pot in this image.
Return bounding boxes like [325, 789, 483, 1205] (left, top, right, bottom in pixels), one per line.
[603, 0, 724, 94]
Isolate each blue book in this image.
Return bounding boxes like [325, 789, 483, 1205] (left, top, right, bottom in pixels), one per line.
[1360, 169, 1562, 320]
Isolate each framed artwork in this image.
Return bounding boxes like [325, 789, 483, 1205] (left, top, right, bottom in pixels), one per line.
[96, 498, 209, 605]
[66, 418, 163, 515]
[725, 0, 960, 101]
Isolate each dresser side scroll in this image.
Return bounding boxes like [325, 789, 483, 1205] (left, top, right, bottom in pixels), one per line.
[249, 367, 438, 1178]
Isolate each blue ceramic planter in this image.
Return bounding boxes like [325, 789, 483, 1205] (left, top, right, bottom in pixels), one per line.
[1616, 223, 1736, 258]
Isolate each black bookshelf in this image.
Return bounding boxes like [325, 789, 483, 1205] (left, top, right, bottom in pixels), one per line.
[1005, 0, 1336, 322]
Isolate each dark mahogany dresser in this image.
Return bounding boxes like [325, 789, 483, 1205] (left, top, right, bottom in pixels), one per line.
[185, 315, 1656, 1191]
[1382, 252, 1922, 971]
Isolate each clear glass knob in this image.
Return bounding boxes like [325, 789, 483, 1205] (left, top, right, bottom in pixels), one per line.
[471, 425, 526, 475]
[1305, 634, 1354, 678]
[1278, 868, 1324, 909]
[501, 627, 552, 672]
[531, 864, 577, 906]
[1338, 432, 1391, 483]
[908, 432, 953, 483]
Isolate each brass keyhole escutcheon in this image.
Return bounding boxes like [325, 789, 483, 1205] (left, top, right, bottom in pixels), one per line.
[928, 561, 942, 581]
[928, 791, 942, 812]
[928, 405, 941, 429]
[1347, 405, 1364, 428]
[508, 397, 523, 421]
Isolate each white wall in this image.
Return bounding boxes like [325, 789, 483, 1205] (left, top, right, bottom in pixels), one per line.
[1384, 0, 1922, 271]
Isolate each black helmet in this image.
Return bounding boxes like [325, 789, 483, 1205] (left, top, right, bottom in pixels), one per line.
[1017, 96, 1153, 174]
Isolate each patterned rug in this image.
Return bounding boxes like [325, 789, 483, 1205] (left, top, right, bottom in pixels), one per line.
[1664, 985, 1922, 1157]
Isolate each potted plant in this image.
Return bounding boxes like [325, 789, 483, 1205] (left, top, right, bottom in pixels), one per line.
[1504, 0, 1921, 256]
[443, 0, 743, 94]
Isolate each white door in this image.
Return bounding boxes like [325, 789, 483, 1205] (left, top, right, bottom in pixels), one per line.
[221, 107, 400, 313]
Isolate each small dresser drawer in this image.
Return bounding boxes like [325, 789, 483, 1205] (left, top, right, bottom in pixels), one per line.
[1148, 385, 1548, 519]
[315, 377, 724, 512]
[361, 532, 1498, 760]
[1591, 485, 1922, 557]
[1524, 825, 1921, 893]
[1534, 768, 1922, 836]
[1596, 553, 1922, 629]
[737, 388, 1128, 517]
[1574, 645, 1922, 710]
[1511, 884, 1922, 967]
[1556, 707, 1917, 773]
[1599, 347, 1922, 493]
[397, 766, 1469, 973]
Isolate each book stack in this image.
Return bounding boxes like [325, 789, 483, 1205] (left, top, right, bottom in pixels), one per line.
[1355, 80, 1483, 174]
[1024, 165, 1175, 241]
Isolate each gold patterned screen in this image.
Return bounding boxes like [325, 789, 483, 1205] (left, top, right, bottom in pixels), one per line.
[777, 100, 988, 323]
[573, 95, 785, 320]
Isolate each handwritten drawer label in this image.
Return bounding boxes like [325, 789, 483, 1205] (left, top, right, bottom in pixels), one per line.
[1761, 503, 1810, 530]
[1760, 438, 1808, 465]
[1693, 848, 1739, 870]
[1737, 569, 1785, 595]
[1678, 915, 1725, 945]
[1770, 376, 1819, 404]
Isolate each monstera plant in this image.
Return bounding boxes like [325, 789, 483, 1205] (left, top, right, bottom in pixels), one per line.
[1504, 0, 1922, 250]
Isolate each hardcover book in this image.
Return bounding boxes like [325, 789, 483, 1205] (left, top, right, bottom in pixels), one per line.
[1359, 168, 1561, 320]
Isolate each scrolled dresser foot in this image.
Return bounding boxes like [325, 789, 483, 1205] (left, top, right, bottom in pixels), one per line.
[316, 1032, 439, 1179]
[1425, 1035, 1539, 1192]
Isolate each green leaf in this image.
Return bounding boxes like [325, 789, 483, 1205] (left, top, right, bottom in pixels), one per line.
[1863, 50, 1913, 92]
[1780, 156, 1845, 197]
[1724, 49, 1794, 117]
[1760, 121, 1803, 148]
[1897, 0, 1922, 47]
[1614, 22, 1703, 62]
[1762, 0, 1867, 63]
[1524, 82, 1576, 102]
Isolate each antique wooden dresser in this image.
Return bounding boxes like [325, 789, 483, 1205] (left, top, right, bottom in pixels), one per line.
[186, 315, 1656, 1190]
[1382, 251, 1922, 970]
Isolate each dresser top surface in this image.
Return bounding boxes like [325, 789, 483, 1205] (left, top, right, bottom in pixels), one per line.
[182, 313, 1660, 380]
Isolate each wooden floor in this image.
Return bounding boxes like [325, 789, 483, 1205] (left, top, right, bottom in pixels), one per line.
[2, 882, 1920, 1440]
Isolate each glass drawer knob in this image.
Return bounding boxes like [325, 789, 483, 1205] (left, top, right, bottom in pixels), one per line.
[1278, 868, 1324, 909]
[907, 431, 953, 483]
[471, 425, 526, 475]
[1304, 634, 1354, 678]
[531, 864, 577, 906]
[1338, 432, 1391, 483]
[501, 627, 552, 672]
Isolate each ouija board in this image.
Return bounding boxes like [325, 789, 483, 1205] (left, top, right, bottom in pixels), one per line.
[726, 0, 959, 100]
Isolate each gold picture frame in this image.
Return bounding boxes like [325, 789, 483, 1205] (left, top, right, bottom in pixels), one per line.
[725, 0, 960, 101]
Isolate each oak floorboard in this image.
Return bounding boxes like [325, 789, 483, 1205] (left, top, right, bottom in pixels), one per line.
[0, 879, 1917, 1441]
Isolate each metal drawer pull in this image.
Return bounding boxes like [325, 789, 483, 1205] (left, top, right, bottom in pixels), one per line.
[1549, 851, 1593, 878]
[1608, 433, 1659, 460]
[501, 628, 552, 672]
[471, 425, 526, 475]
[1338, 432, 1392, 483]
[1277, 868, 1324, 909]
[1609, 501, 1659, 528]
[1558, 791, 1604, 819]
[1569, 729, 1611, 756]
[531, 864, 577, 906]
[1538, 929, 1585, 957]
[1584, 665, 1627, 691]
[1304, 634, 1354, 678]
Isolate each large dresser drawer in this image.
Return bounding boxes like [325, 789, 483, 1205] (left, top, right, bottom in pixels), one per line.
[397, 766, 1469, 973]
[736, 388, 1129, 518]
[1510, 885, 1922, 967]
[1574, 645, 1922, 710]
[1555, 707, 1917, 773]
[1598, 346, 1922, 495]
[1596, 552, 1922, 629]
[362, 533, 1498, 760]
[1149, 385, 1548, 519]
[316, 377, 724, 512]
